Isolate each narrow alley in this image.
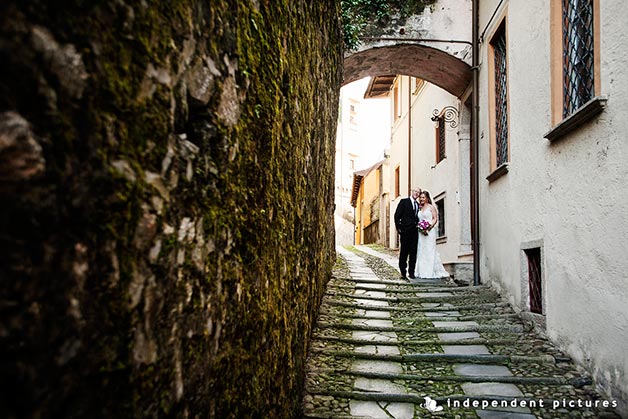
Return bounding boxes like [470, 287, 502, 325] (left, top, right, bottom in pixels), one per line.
[3, 1, 628, 417]
[303, 246, 621, 419]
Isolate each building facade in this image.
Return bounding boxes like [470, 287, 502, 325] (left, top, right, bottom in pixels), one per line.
[350, 159, 389, 246]
[335, 79, 390, 246]
[478, 0, 628, 411]
[342, 1, 628, 411]
[376, 75, 473, 283]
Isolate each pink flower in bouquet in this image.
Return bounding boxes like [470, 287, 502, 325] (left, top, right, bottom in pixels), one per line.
[418, 220, 430, 235]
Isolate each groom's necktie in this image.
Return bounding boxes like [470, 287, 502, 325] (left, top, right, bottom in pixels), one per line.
[413, 200, 418, 217]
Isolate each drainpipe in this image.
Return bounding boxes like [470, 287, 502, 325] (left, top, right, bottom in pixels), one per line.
[408, 77, 412, 195]
[472, 0, 481, 286]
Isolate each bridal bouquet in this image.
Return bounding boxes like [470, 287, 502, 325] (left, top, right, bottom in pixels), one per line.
[418, 220, 430, 235]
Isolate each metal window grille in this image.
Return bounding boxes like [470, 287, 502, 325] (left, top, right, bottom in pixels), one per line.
[492, 25, 508, 167]
[436, 199, 445, 238]
[437, 117, 446, 163]
[525, 248, 543, 314]
[562, 0, 594, 117]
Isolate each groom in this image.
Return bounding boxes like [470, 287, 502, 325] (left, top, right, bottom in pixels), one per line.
[394, 187, 421, 279]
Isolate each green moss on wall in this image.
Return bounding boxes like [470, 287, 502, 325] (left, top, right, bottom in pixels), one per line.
[0, 1, 342, 417]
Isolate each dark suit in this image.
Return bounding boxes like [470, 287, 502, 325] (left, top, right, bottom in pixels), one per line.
[394, 197, 419, 277]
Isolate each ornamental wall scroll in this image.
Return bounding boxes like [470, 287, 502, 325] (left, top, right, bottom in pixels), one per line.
[431, 106, 459, 128]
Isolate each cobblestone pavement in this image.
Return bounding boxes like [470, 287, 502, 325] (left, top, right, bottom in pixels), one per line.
[302, 246, 622, 419]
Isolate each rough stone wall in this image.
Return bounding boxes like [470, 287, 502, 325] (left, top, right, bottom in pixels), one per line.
[0, 1, 342, 418]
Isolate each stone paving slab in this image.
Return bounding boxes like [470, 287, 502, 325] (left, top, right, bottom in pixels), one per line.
[362, 310, 390, 318]
[354, 345, 400, 356]
[432, 320, 479, 328]
[353, 244, 400, 270]
[351, 275, 380, 280]
[415, 292, 453, 297]
[350, 270, 376, 275]
[362, 283, 386, 289]
[422, 302, 455, 308]
[350, 359, 403, 374]
[353, 319, 393, 328]
[353, 298, 389, 307]
[355, 290, 387, 298]
[455, 364, 513, 377]
[438, 332, 481, 341]
[462, 382, 525, 397]
[425, 310, 460, 317]
[476, 410, 537, 419]
[442, 345, 491, 355]
[461, 382, 532, 414]
[354, 377, 405, 393]
[350, 400, 414, 419]
[352, 331, 397, 342]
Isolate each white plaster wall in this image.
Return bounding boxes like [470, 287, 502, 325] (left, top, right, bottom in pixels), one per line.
[420, 0, 473, 62]
[356, 0, 473, 64]
[478, 0, 628, 411]
[458, 97, 473, 257]
[388, 77, 411, 249]
[410, 82, 463, 265]
[385, 76, 468, 265]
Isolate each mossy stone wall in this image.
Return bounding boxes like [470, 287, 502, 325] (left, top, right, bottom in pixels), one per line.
[0, 1, 342, 417]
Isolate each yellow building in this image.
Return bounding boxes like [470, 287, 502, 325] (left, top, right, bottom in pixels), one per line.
[350, 159, 388, 246]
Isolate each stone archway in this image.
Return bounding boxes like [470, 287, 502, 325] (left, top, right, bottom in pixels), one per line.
[341, 0, 473, 95]
[343, 43, 471, 97]
[340, 18, 475, 281]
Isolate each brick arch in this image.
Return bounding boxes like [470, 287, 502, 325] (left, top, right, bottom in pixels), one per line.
[343, 43, 472, 97]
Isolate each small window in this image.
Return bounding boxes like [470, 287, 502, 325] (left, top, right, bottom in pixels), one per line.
[490, 22, 509, 169]
[393, 79, 400, 121]
[548, 0, 601, 137]
[562, 0, 595, 118]
[412, 77, 425, 95]
[394, 166, 400, 198]
[436, 116, 446, 163]
[435, 198, 445, 238]
[525, 247, 543, 314]
[349, 101, 358, 125]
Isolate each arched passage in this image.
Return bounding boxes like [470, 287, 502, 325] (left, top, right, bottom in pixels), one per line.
[339, 41, 476, 283]
[337, 0, 482, 288]
[343, 43, 472, 97]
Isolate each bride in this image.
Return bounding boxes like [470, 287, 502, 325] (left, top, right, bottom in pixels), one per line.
[416, 191, 450, 279]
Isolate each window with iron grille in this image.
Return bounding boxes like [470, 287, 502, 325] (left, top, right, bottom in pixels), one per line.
[562, 0, 594, 118]
[435, 198, 445, 238]
[525, 247, 543, 314]
[491, 23, 509, 167]
[436, 116, 446, 163]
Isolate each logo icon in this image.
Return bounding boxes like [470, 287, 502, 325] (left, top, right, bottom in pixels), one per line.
[423, 396, 443, 412]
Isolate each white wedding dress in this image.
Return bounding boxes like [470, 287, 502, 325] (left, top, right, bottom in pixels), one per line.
[416, 206, 450, 279]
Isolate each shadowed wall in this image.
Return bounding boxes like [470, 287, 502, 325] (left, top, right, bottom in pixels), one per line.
[0, 1, 342, 417]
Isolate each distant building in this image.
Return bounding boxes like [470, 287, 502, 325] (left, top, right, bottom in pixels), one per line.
[350, 159, 389, 246]
[341, 0, 628, 412]
[365, 75, 473, 283]
[477, 0, 628, 409]
[335, 78, 390, 245]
